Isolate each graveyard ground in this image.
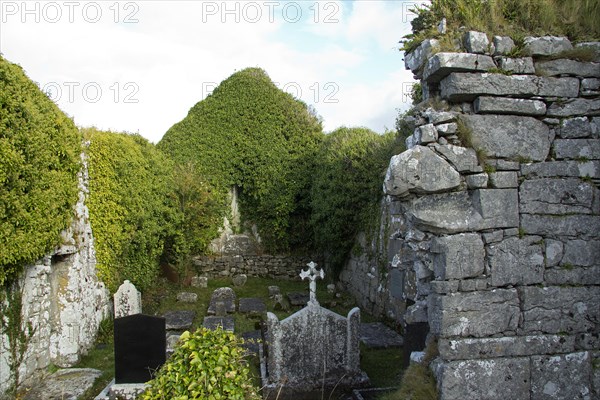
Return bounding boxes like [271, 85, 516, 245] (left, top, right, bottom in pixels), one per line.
[71, 276, 404, 400]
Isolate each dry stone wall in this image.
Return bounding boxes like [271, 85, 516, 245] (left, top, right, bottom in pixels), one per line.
[341, 34, 599, 400]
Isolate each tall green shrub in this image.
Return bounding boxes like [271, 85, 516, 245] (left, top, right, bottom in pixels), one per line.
[159, 68, 323, 252]
[0, 56, 80, 286]
[310, 127, 400, 276]
[84, 128, 175, 292]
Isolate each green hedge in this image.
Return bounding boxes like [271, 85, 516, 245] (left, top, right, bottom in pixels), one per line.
[84, 128, 176, 292]
[310, 127, 400, 276]
[159, 68, 323, 252]
[0, 56, 80, 286]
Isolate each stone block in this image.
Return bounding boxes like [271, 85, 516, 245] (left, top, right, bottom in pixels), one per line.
[492, 36, 515, 55]
[464, 31, 489, 54]
[545, 266, 600, 286]
[430, 280, 459, 294]
[436, 122, 458, 137]
[562, 239, 600, 267]
[555, 139, 600, 159]
[383, 146, 460, 197]
[163, 310, 195, 331]
[466, 173, 488, 189]
[417, 123, 438, 143]
[207, 287, 236, 315]
[461, 114, 551, 161]
[472, 189, 519, 230]
[432, 144, 479, 172]
[521, 214, 600, 239]
[531, 352, 592, 400]
[431, 233, 484, 280]
[203, 316, 234, 332]
[488, 236, 544, 287]
[594, 351, 600, 399]
[547, 98, 600, 117]
[581, 78, 600, 96]
[425, 109, 457, 125]
[428, 289, 519, 338]
[176, 292, 198, 303]
[558, 117, 593, 138]
[437, 358, 530, 400]
[441, 73, 580, 102]
[439, 335, 575, 361]
[520, 178, 597, 214]
[482, 230, 503, 244]
[523, 36, 573, 56]
[521, 160, 600, 179]
[405, 39, 440, 75]
[496, 56, 536, 74]
[474, 96, 545, 115]
[520, 286, 600, 334]
[458, 278, 487, 292]
[423, 52, 495, 83]
[486, 159, 520, 171]
[191, 275, 208, 288]
[239, 297, 266, 315]
[535, 59, 600, 77]
[488, 171, 518, 188]
[545, 239, 564, 267]
[575, 42, 600, 61]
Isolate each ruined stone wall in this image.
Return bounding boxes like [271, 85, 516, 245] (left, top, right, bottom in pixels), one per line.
[341, 34, 599, 399]
[0, 149, 111, 396]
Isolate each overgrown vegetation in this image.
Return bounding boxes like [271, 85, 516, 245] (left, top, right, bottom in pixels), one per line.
[0, 56, 81, 286]
[402, 0, 600, 53]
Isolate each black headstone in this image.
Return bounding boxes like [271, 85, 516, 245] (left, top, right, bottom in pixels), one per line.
[114, 314, 166, 384]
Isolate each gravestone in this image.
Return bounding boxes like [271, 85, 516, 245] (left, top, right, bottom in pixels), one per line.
[114, 314, 166, 384]
[113, 280, 142, 318]
[287, 292, 309, 307]
[264, 262, 369, 398]
[163, 310, 196, 331]
[232, 274, 248, 287]
[239, 297, 266, 315]
[203, 316, 235, 332]
[176, 292, 198, 303]
[268, 285, 280, 298]
[207, 287, 236, 314]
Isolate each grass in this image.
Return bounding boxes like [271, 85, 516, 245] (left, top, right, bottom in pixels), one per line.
[72, 276, 395, 399]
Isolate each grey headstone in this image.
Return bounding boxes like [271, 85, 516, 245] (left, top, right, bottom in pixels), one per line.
[287, 292, 309, 307]
[239, 297, 267, 315]
[163, 310, 195, 331]
[176, 292, 198, 303]
[207, 287, 236, 315]
[232, 274, 248, 287]
[203, 316, 234, 332]
[114, 280, 142, 319]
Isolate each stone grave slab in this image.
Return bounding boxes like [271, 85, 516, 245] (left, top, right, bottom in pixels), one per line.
[207, 287, 236, 315]
[114, 314, 166, 384]
[241, 330, 262, 357]
[22, 368, 101, 400]
[239, 297, 267, 315]
[176, 292, 198, 303]
[287, 292, 309, 307]
[203, 316, 235, 332]
[359, 322, 404, 349]
[163, 310, 196, 331]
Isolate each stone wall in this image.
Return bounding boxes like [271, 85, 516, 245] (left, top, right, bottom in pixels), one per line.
[0, 149, 111, 396]
[341, 34, 599, 399]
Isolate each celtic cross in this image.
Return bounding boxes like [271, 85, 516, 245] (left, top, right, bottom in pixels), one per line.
[300, 261, 324, 305]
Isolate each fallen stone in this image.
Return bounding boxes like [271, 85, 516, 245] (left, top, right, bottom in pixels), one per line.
[176, 292, 198, 303]
[432, 144, 479, 173]
[492, 36, 515, 55]
[239, 297, 267, 315]
[203, 316, 235, 332]
[496, 57, 536, 74]
[558, 117, 593, 138]
[22, 368, 101, 400]
[441, 73, 580, 102]
[359, 322, 404, 349]
[464, 31, 489, 54]
[488, 236, 545, 287]
[531, 352, 592, 400]
[521, 214, 600, 239]
[547, 98, 600, 117]
[474, 96, 546, 115]
[431, 233, 484, 280]
[520, 178, 597, 214]
[383, 146, 460, 197]
[535, 59, 600, 77]
[461, 114, 551, 161]
[163, 310, 196, 331]
[488, 171, 518, 188]
[523, 36, 573, 56]
[554, 139, 600, 159]
[423, 52, 495, 83]
[521, 160, 600, 179]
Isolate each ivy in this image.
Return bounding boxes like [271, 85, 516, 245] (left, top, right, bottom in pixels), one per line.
[0, 56, 80, 286]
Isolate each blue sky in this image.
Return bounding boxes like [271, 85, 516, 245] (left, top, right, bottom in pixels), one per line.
[0, 0, 418, 142]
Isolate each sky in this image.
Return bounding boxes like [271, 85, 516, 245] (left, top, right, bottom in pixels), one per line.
[0, 0, 418, 143]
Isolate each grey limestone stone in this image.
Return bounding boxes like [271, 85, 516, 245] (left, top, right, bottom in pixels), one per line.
[232, 273, 247, 287]
[531, 352, 592, 400]
[466, 173, 488, 189]
[472, 189, 519, 230]
[520, 178, 597, 214]
[521, 214, 600, 239]
[503, 228, 520, 237]
[535, 59, 600, 78]
[492, 36, 515, 55]
[21, 368, 102, 400]
[207, 287, 236, 315]
[164, 310, 196, 330]
[432, 144, 479, 173]
[489, 171, 518, 188]
[581, 78, 600, 96]
[486, 159, 520, 171]
[554, 139, 600, 159]
[431, 233, 484, 280]
[520, 286, 600, 334]
[203, 316, 234, 332]
[417, 123, 438, 144]
[488, 236, 544, 287]
[562, 239, 600, 267]
[496, 56, 536, 74]
[191, 275, 208, 288]
[176, 292, 198, 303]
[114, 280, 142, 319]
[405, 38, 440, 75]
[436, 122, 458, 136]
[545, 239, 564, 267]
[523, 36, 573, 56]
[439, 335, 575, 361]
[430, 280, 460, 294]
[547, 98, 600, 117]
[441, 73, 579, 102]
[423, 52, 495, 83]
[424, 109, 457, 125]
[239, 297, 266, 315]
[428, 289, 520, 338]
[461, 114, 551, 161]
[474, 96, 546, 115]
[482, 230, 503, 244]
[383, 146, 460, 197]
[464, 31, 489, 54]
[545, 266, 600, 286]
[558, 117, 592, 138]
[458, 278, 488, 292]
[521, 160, 600, 179]
[437, 357, 530, 400]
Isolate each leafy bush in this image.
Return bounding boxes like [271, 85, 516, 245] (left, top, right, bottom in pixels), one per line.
[0, 56, 80, 286]
[158, 68, 323, 253]
[142, 328, 261, 400]
[310, 127, 400, 276]
[84, 128, 176, 292]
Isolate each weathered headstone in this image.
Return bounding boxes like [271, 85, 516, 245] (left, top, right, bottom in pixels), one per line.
[214, 300, 227, 317]
[287, 292, 309, 307]
[113, 280, 142, 318]
[268, 285, 280, 298]
[239, 297, 266, 315]
[207, 287, 236, 315]
[232, 274, 248, 287]
[203, 316, 235, 332]
[114, 314, 166, 384]
[163, 310, 196, 331]
[176, 292, 198, 303]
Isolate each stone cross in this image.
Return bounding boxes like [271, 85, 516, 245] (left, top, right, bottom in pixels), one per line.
[300, 261, 324, 305]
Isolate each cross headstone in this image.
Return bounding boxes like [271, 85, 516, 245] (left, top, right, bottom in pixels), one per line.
[299, 261, 324, 306]
[114, 280, 142, 318]
[114, 314, 166, 384]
